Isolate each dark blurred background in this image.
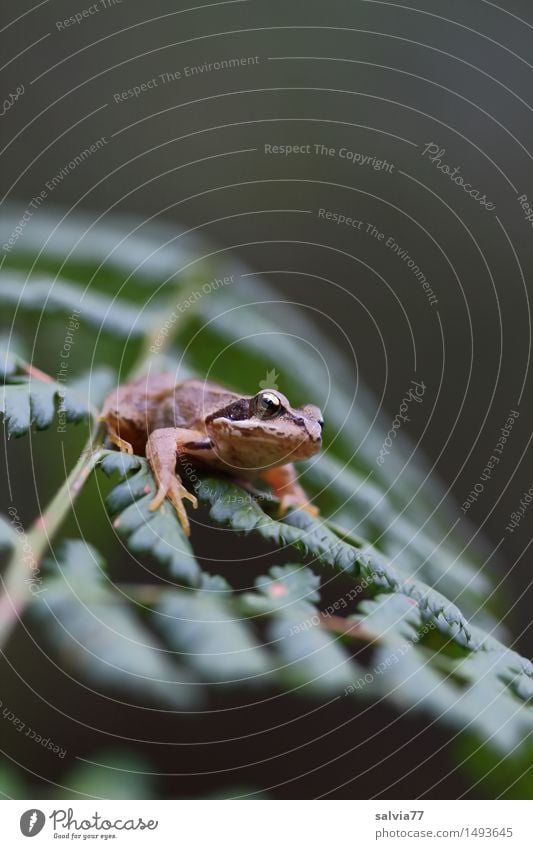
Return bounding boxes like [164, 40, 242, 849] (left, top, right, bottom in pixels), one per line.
[1, 0, 532, 798]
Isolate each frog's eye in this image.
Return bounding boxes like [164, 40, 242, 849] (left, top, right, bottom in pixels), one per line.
[255, 391, 282, 418]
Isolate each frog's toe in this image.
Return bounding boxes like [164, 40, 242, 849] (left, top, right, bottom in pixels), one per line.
[180, 485, 198, 508]
[149, 476, 197, 536]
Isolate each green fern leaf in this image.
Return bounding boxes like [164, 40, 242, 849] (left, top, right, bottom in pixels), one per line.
[100, 452, 202, 586]
[33, 540, 198, 709]
[0, 351, 114, 436]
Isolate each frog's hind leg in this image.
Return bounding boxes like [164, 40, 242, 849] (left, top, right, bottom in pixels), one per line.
[259, 463, 319, 518]
[145, 427, 210, 536]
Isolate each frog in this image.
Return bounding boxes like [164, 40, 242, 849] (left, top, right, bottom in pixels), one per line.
[100, 374, 323, 536]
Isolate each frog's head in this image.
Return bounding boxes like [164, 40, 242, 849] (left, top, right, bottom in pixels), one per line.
[205, 389, 323, 470]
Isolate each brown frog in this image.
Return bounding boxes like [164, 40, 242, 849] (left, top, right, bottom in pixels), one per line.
[100, 375, 323, 535]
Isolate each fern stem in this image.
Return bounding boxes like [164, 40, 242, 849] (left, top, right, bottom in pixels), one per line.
[0, 423, 104, 650]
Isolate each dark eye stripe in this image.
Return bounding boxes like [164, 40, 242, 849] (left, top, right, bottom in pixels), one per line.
[205, 398, 251, 423]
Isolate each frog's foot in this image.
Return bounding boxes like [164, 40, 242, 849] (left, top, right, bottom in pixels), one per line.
[149, 474, 197, 536]
[258, 464, 319, 518]
[146, 427, 207, 536]
[106, 426, 133, 455]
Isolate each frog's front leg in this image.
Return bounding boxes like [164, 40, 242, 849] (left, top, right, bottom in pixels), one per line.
[145, 427, 210, 536]
[258, 463, 319, 518]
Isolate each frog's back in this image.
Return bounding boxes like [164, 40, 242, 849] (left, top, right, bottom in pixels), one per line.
[150, 378, 242, 432]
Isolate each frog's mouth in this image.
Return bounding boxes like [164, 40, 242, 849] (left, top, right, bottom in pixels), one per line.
[210, 418, 278, 439]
